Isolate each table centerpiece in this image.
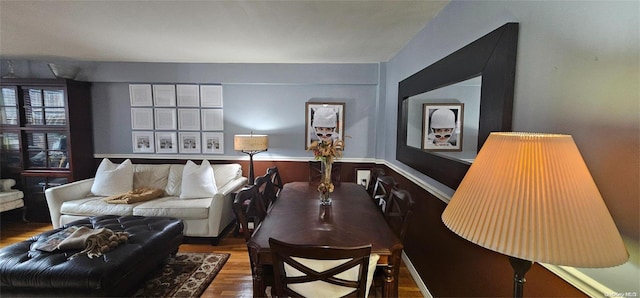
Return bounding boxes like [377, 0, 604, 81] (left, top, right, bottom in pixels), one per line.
[309, 139, 343, 205]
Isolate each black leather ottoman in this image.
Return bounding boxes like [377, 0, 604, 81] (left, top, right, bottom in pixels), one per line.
[0, 215, 184, 297]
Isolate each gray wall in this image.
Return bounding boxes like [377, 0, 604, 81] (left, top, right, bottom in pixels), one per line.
[385, 0, 639, 293]
[3, 62, 381, 160]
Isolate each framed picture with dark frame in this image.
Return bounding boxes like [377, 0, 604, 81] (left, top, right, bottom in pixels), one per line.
[422, 103, 464, 151]
[305, 102, 345, 150]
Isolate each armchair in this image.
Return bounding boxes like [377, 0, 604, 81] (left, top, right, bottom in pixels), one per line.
[0, 179, 26, 221]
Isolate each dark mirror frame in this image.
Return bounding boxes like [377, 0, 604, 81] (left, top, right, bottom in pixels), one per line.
[396, 23, 519, 189]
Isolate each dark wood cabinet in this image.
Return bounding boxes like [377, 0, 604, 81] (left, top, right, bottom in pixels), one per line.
[1, 79, 94, 222]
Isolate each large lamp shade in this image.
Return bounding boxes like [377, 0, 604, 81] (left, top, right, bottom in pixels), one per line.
[442, 132, 628, 267]
[442, 132, 629, 297]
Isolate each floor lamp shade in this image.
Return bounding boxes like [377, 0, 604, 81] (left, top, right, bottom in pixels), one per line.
[442, 132, 628, 268]
[234, 134, 268, 185]
[234, 134, 268, 152]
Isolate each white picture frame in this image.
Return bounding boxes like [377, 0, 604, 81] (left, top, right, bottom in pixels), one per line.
[155, 132, 177, 154]
[200, 85, 223, 107]
[355, 169, 372, 188]
[201, 109, 224, 131]
[129, 84, 153, 106]
[179, 132, 201, 154]
[178, 109, 201, 131]
[177, 84, 200, 107]
[202, 132, 224, 154]
[153, 84, 176, 107]
[131, 108, 154, 130]
[132, 131, 155, 153]
[154, 108, 177, 130]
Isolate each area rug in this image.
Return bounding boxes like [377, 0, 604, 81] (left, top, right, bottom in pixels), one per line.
[133, 252, 230, 297]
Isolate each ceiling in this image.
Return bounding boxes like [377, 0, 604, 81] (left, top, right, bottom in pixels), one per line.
[0, 0, 449, 64]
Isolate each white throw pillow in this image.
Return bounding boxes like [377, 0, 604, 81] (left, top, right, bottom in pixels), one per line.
[90, 159, 134, 196]
[180, 160, 218, 199]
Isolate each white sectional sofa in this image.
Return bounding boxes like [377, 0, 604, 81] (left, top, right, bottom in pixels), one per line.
[45, 159, 247, 242]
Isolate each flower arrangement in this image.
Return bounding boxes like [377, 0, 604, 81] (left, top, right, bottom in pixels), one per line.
[309, 139, 344, 163]
[308, 139, 344, 205]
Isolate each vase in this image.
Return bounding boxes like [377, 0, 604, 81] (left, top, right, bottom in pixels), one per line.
[318, 159, 333, 206]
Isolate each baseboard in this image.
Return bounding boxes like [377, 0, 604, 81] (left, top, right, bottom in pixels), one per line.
[402, 251, 434, 298]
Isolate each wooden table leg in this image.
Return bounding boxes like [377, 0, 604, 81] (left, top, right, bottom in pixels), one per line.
[247, 242, 267, 297]
[383, 248, 402, 297]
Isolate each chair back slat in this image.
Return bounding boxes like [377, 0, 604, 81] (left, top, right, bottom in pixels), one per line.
[366, 168, 386, 197]
[384, 188, 415, 243]
[266, 166, 284, 198]
[255, 174, 276, 212]
[233, 184, 267, 241]
[269, 237, 374, 298]
[372, 175, 398, 212]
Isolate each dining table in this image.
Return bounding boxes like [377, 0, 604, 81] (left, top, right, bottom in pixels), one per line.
[247, 181, 404, 297]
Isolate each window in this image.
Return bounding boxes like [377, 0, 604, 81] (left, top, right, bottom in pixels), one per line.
[25, 132, 68, 169]
[23, 87, 66, 125]
[1, 87, 18, 125]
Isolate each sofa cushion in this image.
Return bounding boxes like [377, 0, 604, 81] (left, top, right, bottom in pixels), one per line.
[91, 159, 134, 196]
[60, 196, 137, 217]
[180, 160, 217, 199]
[133, 164, 171, 190]
[133, 197, 211, 219]
[212, 163, 242, 190]
[165, 164, 185, 196]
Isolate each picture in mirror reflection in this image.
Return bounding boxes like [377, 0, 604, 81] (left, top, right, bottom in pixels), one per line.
[423, 103, 463, 151]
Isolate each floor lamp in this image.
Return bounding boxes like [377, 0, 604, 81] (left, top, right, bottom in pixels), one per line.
[234, 134, 268, 185]
[442, 132, 628, 297]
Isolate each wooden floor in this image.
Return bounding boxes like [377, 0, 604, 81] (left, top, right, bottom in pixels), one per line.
[0, 218, 424, 297]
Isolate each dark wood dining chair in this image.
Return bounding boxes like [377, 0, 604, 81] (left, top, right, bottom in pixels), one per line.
[384, 188, 415, 243]
[308, 160, 342, 186]
[372, 175, 399, 212]
[366, 167, 386, 198]
[269, 237, 379, 298]
[232, 184, 267, 242]
[255, 174, 276, 212]
[266, 166, 284, 198]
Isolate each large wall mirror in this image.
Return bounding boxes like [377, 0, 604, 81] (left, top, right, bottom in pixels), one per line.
[397, 23, 519, 189]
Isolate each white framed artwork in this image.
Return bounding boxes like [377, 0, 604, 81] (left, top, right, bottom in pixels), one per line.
[131, 108, 154, 130]
[153, 84, 176, 107]
[178, 109, 201, 131]
[132, 131, 155, 153]
[200, 85, 223, 107]
[177, 84, 200, 107]
[202, 132, 224, 154]
[179, 132, 201, 154]
[154, 108, 177, 130]
[129, 84, 153, 106]
[201, 109, 224, 131]
[155, 132, 177, 154]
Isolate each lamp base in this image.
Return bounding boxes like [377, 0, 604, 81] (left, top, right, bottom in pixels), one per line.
[509, 256, 533, 298]
[243, 152, 256, 185]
